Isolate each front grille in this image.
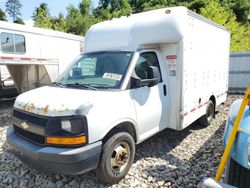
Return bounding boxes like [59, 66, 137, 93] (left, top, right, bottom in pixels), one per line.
[14, 125, 46, 146]
[227, 158, 250, 188]
[13, 109, 48, 127]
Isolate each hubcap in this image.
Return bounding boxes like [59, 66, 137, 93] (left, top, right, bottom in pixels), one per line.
[110, 142, 130, 174]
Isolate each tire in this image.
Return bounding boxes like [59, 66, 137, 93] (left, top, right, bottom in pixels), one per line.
[95, 132, 135, 184]
[199, 100, 215, 126]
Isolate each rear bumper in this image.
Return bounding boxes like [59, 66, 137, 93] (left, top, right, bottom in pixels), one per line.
[7, 127, 102, 175]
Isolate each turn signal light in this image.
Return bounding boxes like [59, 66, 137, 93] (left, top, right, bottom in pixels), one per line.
[46, 136, 87, 145]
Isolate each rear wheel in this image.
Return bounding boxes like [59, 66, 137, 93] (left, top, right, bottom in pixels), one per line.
[95, 132, 135, 184]
[199, 100, 215, 126]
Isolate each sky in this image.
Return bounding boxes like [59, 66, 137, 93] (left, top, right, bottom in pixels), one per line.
[0, 0, 99, 24]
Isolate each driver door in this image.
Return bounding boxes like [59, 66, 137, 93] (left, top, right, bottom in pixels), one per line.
[131, 50, 169, 141]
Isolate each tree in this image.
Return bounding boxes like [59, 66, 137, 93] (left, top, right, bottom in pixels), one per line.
[200, 0, 250, 51]
[14, 17, 24, 24]
[93, 7, 112, 21]
[221, 0, 250, 23]
[51, 13, 67, 32]
[5, 0, 22, 22]
[0, 8, 6, 21]
[79, 0, 91, 17]
[33, 3, 52, 29]
[96, 0, 132, 19]
[66, 5, 86, 35]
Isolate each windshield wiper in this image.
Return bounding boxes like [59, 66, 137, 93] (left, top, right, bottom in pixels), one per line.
[66, 83, 97, 90]
[52, 82, 64, 87]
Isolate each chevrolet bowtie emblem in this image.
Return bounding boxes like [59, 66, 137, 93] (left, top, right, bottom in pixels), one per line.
[20, 122, 29, 130]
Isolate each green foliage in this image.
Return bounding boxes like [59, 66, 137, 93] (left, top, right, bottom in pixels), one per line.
[14, 17, 24, 24]
[93, 7, 112, 21]
[66, 5, 86, 35]
[95, 0, 132, 19]
[200, 0, 250, 51]
[221, 0, 250, 23]
[111, 0, 132, 17]
[5, 0, 22, 22]
[0, 8, 6, 21]
[51, 13, 67, 32]
[33, 3, 52, 29]
[79, 0, 92, 17]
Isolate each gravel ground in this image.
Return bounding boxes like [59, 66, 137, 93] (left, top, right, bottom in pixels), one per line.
[0, 95, 243, 188]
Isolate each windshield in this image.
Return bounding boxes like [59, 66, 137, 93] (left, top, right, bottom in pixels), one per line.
[55, 51, 133, 89]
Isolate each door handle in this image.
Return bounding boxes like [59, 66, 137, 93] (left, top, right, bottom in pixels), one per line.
[163, 84, 167, 96]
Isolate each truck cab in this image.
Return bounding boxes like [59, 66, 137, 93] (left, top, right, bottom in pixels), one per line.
[7, 49, 169, 183]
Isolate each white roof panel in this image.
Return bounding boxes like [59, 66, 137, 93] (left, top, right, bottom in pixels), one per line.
[85, 6, 189, 52]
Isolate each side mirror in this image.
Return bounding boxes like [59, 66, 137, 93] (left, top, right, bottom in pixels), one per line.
[131, 77, 142, 88]
[147, 66, 161, 81]
[131, 66, 161, 88]
[141, 66, 161, 87]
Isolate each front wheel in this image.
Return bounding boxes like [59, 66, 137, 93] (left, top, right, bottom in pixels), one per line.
[199, 100, 215, 126]
[95, 132, 135, 184]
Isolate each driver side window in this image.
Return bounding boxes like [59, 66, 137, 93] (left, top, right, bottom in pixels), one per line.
[135, 52, 162, 80]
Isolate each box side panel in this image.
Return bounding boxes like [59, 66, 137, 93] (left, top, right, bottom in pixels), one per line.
[180, 15, 230, 129]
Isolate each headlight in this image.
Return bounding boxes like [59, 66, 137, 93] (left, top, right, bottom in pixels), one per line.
[61, 120, 72, 132]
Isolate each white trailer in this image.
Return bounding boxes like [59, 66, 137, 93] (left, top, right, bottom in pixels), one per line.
[0, 21, 84, 95]
[7, 7, 230, 184]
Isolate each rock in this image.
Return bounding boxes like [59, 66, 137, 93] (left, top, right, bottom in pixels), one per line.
[142, 173, 148, 179]
[69, 180, 78, 187]
[55, 175, 61, 181]
[56, 180, 63, 188]
[20, 169, 29, 177]
[47, 181, 56, 188]
[158, 180, 165, 186]
[20, 179, 28, 188]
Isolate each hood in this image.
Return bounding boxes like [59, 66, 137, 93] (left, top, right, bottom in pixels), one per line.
[14, 86, 102, 117]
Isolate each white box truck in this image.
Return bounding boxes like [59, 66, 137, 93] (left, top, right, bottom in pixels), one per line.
[0, 21, 84, 97]
[7, 7, 230, 184]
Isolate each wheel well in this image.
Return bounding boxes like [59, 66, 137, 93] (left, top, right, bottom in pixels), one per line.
[103, 122, 137, 144]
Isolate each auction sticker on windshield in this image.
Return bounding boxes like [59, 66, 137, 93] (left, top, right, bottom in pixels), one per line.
[103, 73, 122, 81]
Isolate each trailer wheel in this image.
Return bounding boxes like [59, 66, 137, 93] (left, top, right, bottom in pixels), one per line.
[199, 101, 215, 126]
[95, 132, 135, 184]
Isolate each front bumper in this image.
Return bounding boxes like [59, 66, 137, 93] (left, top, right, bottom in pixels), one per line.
[7, 127, 102, 175]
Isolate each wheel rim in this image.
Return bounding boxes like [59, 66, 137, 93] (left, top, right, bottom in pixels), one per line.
[110, 142, 130, 175]
[207, 103, 214, 122]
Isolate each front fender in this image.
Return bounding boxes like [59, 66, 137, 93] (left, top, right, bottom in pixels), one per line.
[100, 118, 140, 144]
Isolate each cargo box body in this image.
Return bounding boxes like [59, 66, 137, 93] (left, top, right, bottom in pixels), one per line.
[85, 6, 230, 130]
